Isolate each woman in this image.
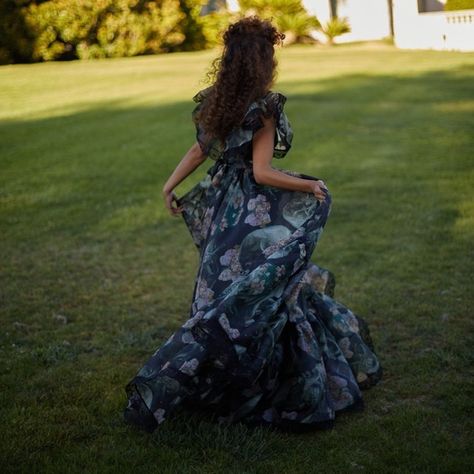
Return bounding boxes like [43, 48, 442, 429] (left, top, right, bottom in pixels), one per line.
[123, 16, 382, 434]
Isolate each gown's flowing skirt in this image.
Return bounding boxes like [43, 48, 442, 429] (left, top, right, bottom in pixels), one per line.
[124, 157, 383, 433]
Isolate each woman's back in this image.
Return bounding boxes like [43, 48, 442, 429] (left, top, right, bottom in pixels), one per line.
[191, 86, 294, 164]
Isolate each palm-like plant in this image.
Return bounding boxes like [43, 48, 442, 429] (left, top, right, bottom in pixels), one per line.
[238, 0, 320, 45]
[277, 12, 320, 45]
[239, 0, 304, 17]
[318, 16, 351, 45]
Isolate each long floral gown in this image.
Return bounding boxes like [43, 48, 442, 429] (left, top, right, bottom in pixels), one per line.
[123, 87, 383, 433]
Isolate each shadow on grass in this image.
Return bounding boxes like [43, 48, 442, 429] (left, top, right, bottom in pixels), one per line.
[1, 63, 472, 356]
[1, 65, 473, 472]
[1, 66, 472, 243]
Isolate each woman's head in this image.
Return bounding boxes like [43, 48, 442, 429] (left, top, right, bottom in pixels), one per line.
[197, 16, 285, 144]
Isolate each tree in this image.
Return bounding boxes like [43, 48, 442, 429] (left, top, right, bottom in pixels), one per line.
[0, 0, 234, 63]
[238, 0, 320, 45]
[387, 0, 394, 38]
[317, 16, 351, 46]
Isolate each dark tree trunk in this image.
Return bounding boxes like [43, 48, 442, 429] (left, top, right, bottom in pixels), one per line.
[387, 0, 394, 37]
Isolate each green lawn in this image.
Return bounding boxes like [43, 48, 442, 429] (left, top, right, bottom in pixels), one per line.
[1, 43, 473, 473]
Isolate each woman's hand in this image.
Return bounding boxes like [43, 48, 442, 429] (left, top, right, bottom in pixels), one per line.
[163, 187, 183, 216]
[308, 179, 328, 202]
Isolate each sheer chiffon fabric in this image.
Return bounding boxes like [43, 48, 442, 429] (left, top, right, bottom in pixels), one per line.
[123, 88, 383, 433]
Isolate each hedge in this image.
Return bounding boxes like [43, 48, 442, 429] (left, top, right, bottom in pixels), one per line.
[0, 0, 232, 64]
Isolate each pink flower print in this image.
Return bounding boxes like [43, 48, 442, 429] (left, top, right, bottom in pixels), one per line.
[182, 310, 205, 329]
[291, 256, 305, 275]
[219, 216, 229, 231]
[250, 279, 265, 294]
[231, 189, 245, 209]
[245, 194, 271, 227]
[299, 243, 307, 259]
[262, 242, 280, 257]
[200, 206, 214, 240]
[293, 228, 304, 238]
[218, 313, 240, 339]
[229, 187, 245, 224]
[329, 374, 347, 388]
[262, 237, 292, 258]
[345, 312, 360, 333]
[276, 265, 286, 278]
[328, 375, 354, 409]
[262, 408, 274, 422]
[154, 408, 166, 424]
[218, 245, 243, 282]
[178, 358, 200, 376]
[195, 279, 214, 310]
[339, 336, 354, 359]
[262, 228, 304, 258]
[296, 320, 315, 353]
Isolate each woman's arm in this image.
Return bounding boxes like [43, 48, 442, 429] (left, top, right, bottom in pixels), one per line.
[163, 141, 207, 193]
[252, 116, 327, 201]
[162, 141, 207, 215]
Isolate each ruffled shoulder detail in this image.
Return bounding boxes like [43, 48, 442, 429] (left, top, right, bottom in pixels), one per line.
[191, 86, 224, 160]
[242, 91, 293, 159]
[192, 85, 213, 104]
[190, 88, 293, 161]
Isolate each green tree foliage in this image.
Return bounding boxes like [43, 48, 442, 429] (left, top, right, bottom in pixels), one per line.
[0, 0, 232, 63]
[0, 1, 36, 64]
[444, 0, 474, 10]
[35, 0, 185, 60]
[238, 0, 320, 44]
[199, 9, 236, 47]
[176, 0, 234, 51]
[173, 0, 207, 52]
[318, 16, 351, 45]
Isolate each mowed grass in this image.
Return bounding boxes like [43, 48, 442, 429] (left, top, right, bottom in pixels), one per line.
[1, 42, 473, 473]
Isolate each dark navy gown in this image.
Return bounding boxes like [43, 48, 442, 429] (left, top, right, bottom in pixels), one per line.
[123, 87, 383, 433]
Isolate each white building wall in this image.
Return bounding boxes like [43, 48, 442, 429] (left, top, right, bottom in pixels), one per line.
[336, 0, 391, 42]
[303, 0, 391, 43]
[226, 0, 239, 12]
[229, 0, 474, 52]
[393, 1, 474, 52]
[302, 0, 332, 23]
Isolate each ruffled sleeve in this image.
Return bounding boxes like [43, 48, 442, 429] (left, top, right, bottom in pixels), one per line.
[191, 88, 293, 160]
[191, 86, 224, 161]
[242, 91, 294, 159]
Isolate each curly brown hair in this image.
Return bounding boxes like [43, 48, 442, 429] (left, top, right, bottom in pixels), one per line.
[196, 16, 285, 145]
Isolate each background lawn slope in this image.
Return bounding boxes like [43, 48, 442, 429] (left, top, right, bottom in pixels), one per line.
[1, 44, 473, 473]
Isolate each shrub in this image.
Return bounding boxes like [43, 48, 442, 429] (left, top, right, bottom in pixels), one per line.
[0, 0, 229, 63]
[199, 10, 236, 47]
[0, 1, 37, 64]
[317, 16, 351, 45]
[277, 11, 320, 45]
[26, 0, 186, 61]
[238, 0, 320, 45]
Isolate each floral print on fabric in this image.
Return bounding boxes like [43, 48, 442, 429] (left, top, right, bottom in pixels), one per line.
[124, 89, 383, 433]
[245, 194, 271, 227]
